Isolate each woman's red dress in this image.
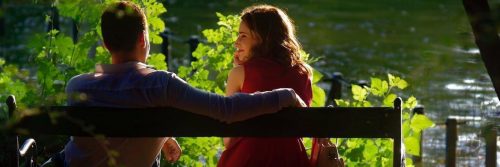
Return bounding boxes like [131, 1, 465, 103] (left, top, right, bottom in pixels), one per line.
[218, 57, 312, 167]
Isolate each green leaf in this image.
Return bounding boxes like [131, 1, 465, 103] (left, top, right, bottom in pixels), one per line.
[346, 139, 360, 148]
[177, 66, 191, 79]
[404, 96, 418, 109]
[404, 136, 420, 156]
[362, 140, 378, 160]
[403, 112, 411, 120]
[397, 80, 408, 89]
[410, 114, 435, 132]
[147, 53, 167, 70]
[48, 29, 59, 37]
[362, 101, 372, 107]
[370, 77, 388, 96]
[335, 99, 350, 107]
[352, 85, 367, 101]
[300, 50, 311, 62]
[406, 157, 415, 167]
[403, 120, 411, 137]
[388, 73, 408, 89]
[312, 69, 323, 83]
[45, 14, 51, 23]
[383, 94, 397, 107]
[150, 34, 163, 44]
[311, 84, 326, 107]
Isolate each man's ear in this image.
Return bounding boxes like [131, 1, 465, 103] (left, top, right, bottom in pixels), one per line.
[138, 31, 148, 48]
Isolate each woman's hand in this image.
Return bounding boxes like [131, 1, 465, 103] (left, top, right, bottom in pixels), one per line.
[162, 138, 182, 163]
[233, 52, 244, 67]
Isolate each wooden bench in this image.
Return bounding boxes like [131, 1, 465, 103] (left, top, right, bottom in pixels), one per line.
[3, 95, 405, 166]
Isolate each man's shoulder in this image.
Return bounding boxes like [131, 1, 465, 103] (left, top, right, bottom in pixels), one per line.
[65, 70, 180, 91]
[66, 73, 95, 91]
[146, 70, 178, 80]
[69, 73, 94, 81]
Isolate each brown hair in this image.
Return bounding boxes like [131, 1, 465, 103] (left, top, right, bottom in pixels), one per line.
[101, 1, 147, 53]
[241, 5, 310, 75]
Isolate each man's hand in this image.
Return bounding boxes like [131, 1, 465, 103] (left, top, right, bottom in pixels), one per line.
[294, 93, 307, 107]
[162, 138, 181, 163]
[318, 138, 345, 167]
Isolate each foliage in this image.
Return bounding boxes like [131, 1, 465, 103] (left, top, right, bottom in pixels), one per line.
[334, 74, 434, 166]
[172, 13, 239, 166]
[177, 13, 239, 95]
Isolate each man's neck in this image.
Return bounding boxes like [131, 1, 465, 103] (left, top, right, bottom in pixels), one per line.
[111, 53, 146, 64]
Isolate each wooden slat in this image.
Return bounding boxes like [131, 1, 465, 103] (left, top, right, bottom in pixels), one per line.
[7, 107, 400, 138]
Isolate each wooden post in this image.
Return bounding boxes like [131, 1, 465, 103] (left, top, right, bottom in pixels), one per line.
[0, 0, 4, 37]
[160, 29, 171, 65]
[327, 72, 343, 106]
[72, 19, 78, 43]
[412, 106, 424, 167]
[446, 118, 457, 167]
[393, 97, 403, 167]
[187, 35, 200, 62]
[47, 7, 60, 32]
[6, 95, 19, 167]
[462, 0, 500, 99]
[483, 124, 497, 167]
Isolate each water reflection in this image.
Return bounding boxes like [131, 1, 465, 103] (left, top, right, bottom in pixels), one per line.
[445, 83, 495, 91]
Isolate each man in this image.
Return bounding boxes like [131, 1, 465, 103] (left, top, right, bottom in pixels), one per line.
[63, 1, 306, 167]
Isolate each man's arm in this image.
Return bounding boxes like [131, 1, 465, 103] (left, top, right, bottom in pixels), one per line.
[161, 73, 304, 123]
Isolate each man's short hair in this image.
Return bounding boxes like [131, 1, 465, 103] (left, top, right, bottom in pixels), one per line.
[101, 1, 147, 53]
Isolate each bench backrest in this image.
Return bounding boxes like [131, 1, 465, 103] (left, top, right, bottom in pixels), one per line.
[5, 96, 404, 166]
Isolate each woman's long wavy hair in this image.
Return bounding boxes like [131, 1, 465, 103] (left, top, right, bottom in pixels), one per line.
[241, 5, 311, 75]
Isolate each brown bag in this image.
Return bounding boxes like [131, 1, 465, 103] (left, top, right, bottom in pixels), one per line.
[311, 138, 344, 167]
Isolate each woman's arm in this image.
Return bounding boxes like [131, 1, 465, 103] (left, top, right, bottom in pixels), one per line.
[223, 66, 245, 146]
[225, 66, 244, 97]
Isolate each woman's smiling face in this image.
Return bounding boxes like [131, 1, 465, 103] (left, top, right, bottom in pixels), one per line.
[234, 21, 260, 64]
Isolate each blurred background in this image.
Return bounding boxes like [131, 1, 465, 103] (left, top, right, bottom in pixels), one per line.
[1, 0, 499, 166]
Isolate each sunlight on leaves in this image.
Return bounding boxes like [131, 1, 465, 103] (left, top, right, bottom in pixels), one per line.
[410, 114, 435, 132]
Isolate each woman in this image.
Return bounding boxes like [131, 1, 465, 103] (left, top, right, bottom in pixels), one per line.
[218, 5, 312, 167]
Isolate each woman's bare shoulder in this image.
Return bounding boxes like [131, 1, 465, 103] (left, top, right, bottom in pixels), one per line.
[229, 65, 245, 77]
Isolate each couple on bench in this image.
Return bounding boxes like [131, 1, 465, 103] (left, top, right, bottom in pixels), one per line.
[62, 2, 343, 167]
